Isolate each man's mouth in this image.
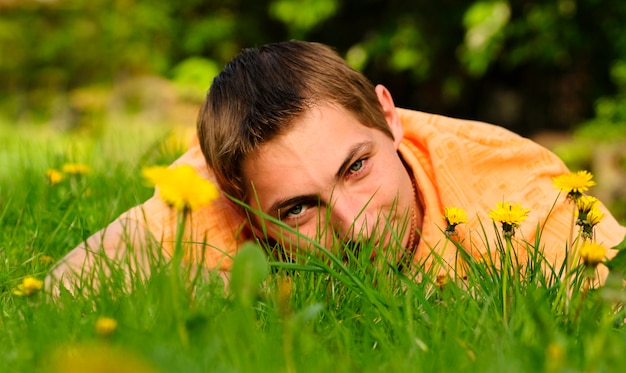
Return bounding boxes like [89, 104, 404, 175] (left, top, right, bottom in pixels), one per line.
[370, 249, 378, 261]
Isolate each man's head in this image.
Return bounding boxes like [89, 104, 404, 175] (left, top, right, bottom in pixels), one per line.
[197, 40, 393, 202]
[197, 40, 420, 254]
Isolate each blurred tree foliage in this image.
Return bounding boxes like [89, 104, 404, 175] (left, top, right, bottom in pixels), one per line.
[2, 0, 626, 137]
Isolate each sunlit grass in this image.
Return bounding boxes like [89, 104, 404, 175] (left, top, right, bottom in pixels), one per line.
[2, 118, 626, 372]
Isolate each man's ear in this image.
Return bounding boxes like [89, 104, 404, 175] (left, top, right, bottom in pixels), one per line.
[375, 84, 403, 148]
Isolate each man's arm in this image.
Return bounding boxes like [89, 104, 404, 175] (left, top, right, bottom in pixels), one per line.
[46, 197, 245, 295]
[45, 217, 151, 295]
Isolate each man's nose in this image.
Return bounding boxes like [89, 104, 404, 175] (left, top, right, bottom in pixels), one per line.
[328, 193, 373, 241]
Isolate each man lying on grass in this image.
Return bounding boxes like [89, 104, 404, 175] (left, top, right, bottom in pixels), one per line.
[47, 40, 626, 292]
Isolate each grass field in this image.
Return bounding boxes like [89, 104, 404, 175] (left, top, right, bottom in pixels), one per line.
[2, 117, 626, 373]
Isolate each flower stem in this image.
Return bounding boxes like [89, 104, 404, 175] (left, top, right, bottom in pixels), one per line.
[566, 203, 577, 281]
[572, 275, 591, 324]
[172, 208, 189, 347]
[502, 236, 513, 325]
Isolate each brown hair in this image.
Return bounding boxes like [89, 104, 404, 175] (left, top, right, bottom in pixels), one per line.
[197, 40, 393, 202]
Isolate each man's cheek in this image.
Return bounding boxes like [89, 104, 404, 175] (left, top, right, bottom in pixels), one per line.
[266, 224, 303, 249]
[267, 223, 334, 256]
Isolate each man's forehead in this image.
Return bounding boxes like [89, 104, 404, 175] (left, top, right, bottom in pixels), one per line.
[242, 105, 385, 212]
[248, 105, 344, 156]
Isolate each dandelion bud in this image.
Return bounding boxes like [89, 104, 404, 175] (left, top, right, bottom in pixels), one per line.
[435, 274, 448, 289]
[442, 207, 468, 237]
[580, 205, 604, 240]
[575, 195, 598, 226]
[585, 206, 604, 227]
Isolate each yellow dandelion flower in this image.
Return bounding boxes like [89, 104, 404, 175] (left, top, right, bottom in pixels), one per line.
[489, 201, 529, 227]
[142, 165, 220, 211]
[579, 242, 607, 267]
[489, 201, 530, 237]
[443, 207, 468, 227]
[62, 163, 91, 175]
[13, 276, 43, 296]
[45, 169, 63, 185]
[95, 317, 118, 337]
[552, 170, 596, 200]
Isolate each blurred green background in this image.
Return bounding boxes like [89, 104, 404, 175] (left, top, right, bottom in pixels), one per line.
[1, 0, 625, 218]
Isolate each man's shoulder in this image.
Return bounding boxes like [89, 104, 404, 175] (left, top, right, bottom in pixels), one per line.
[397, 108, 525, 145]
[397, 107, 503, 129]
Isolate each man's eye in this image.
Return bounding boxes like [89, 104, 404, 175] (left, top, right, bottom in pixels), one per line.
[349, 159, 364, 173]
[287, 204, 306, 217]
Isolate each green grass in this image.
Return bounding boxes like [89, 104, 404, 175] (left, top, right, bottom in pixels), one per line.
[2, 118, 626, 373]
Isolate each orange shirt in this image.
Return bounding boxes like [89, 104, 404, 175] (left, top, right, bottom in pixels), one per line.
[397, 109, 625, 276]
[119, 109, 626, 273]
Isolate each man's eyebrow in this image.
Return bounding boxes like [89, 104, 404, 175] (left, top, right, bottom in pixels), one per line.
[335, 141, 374, 179]
[269, 195, 318, 218]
